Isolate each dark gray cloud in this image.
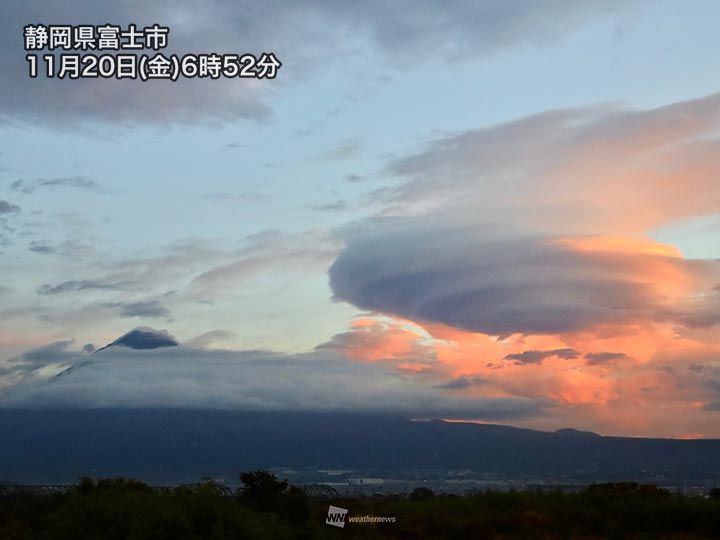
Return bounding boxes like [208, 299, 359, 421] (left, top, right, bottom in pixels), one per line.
[703, 401, 720, 412]
[1, 2, 272, 126]
[325, 0, 641, 63]
[28, 241, 55, 254]
[0, 200, 21, 214]
[0, 201, 21, 244]
[345, 174, 365, 183]
[435, 376, 488, 390]
[674, 308, 720, 329]
[0, 200, 20, 247]
[504, 349, 579, 365]
[26, 239, 94, 258]
[103, 300, 170, 318]
[11, 177, 100, 194]
[315, 200, 347, 211]
[0, 0, 643, 127]
[0, 344, 545, 419]
[37, 279, 128, 295]
[689, 364, 711, 373]
[584, 351, 630, 365]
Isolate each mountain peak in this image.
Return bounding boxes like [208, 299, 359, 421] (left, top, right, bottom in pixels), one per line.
[96, 327, 178, 352]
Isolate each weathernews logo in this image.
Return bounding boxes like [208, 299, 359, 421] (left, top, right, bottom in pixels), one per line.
[325, 505, 348, 528]
[325, 505, 397, 528]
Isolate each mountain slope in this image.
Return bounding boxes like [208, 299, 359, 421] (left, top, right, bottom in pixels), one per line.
[0, 409, 718, 485]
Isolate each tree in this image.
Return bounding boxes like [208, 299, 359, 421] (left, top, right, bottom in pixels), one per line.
[238, 470, 288, 512]
[237, 470, 309, 525]
[410, 486, 435, 500]
[284, 485, 310, 525]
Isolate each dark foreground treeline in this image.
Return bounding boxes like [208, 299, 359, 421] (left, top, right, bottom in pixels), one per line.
[2, 473, 720, 539]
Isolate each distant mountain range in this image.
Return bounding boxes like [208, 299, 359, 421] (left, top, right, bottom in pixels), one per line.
[0, 409, 718, 485]
[6, 328, 719, 486]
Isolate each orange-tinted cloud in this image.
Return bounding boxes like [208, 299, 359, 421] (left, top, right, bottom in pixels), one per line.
[317, 316, 436, 364]
[320, 298, 720, 435]
[332, 96, 720, 397]
[384, 93, 720, 236]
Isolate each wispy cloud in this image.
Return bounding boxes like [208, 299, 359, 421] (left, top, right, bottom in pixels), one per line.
[37, 280, 129, 296]
[28, 241, 55, 254]
[314, 200, 347, 211]
[102, 301, 171, 319]
[314, 137, 363, 161]
[0, 200, 20, 214]
[12, 177, 100, 194]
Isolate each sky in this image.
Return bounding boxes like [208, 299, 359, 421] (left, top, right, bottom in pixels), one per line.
[1, 0, 720, 438]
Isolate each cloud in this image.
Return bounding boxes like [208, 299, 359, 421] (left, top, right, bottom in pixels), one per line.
[0, 344, 545, 420]
[28, 241, 56, 254]
[103, 300, 170, 318]
[317, 317, 436, 366]
[189, 230, 340, 298]
[37, 280, 128, 295]
[345, 174, 365, 183]
[0, 201, 21, 243]
[84, 240, 231, 295]
[504, 349, 579, 365]
[0, 2, 273, 126]
[1, 340, 83, 378]
[326, 93, 720, 343]
[26, 239, 95, 258]
[383, 94, 720, 235]
[185, 330, 237, 349]
[223, 142, 250, 150]
[435, 376, 488, 390]
[0, 0, 643, 127]
[12, 340, 75, 367]
[11, 177, 100, 194]
[584, 351, 630, 365]
[329, 218, 720, 336]
[0, 200, 20, 214]
[314, 200, 347, 211]
[314, 137, 363, 161]
[324, 0, 642, 63]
